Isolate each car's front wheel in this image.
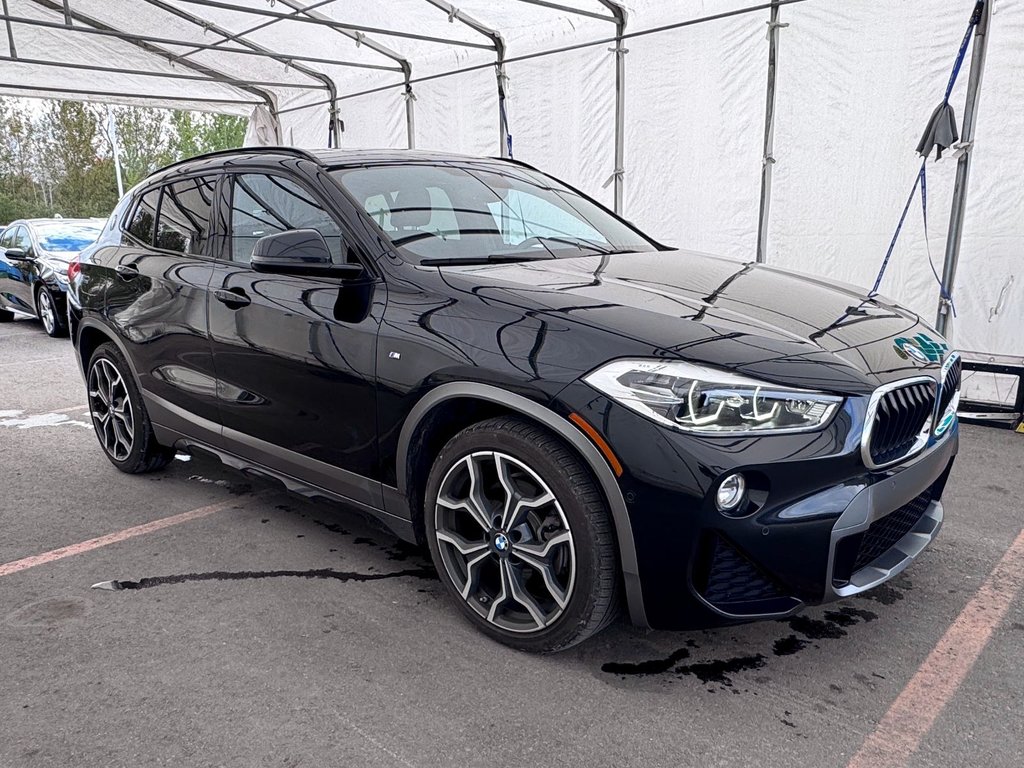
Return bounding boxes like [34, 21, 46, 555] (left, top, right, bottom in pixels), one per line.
[36, 287, 66, 337]
[424, 416, 620, 652]
[87, 343, 174, 474]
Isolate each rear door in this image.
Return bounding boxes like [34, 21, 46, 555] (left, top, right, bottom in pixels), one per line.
[207, 169, 385, 507]
[103, 176, 220, 440]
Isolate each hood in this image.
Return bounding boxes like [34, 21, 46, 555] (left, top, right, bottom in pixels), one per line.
[437, 250, 949, 394]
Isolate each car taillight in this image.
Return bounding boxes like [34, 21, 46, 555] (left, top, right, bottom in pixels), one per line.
[67, 257, 81, 282]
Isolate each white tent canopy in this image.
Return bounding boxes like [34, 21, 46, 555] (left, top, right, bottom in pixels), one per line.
[2, 0, 1020, 404]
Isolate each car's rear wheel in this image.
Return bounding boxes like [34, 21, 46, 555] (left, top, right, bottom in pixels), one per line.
[0, 306, 13, 322]
[424, 416, 620, 652]
[36, 287, 66, 337]
[87, 343, 174, 474]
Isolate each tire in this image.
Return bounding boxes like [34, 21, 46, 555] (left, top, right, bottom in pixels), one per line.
[86, 342, 174, 474]
[424, 416, 620, 652]
[36, 286, 67, 338]
[0, 307, 13, 322]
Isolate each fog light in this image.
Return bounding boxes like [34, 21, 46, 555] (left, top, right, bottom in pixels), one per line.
[716, 473, 746, 512]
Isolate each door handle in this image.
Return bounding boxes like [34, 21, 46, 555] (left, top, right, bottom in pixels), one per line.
[214, 288, 251, 308]
[115, 264, 140, 279]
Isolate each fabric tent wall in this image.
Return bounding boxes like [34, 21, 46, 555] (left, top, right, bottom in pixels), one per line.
[273, 0, 1021, 404]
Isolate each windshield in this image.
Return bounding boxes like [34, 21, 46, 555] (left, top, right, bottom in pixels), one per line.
[35, 222, 103, 253]
[332, 163, 656, 264]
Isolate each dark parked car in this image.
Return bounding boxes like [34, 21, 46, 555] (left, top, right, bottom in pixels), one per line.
[0, 218, 104, 336]
[69, 148, 960, 652]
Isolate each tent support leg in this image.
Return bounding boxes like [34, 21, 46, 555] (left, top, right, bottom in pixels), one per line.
[497, 58, 510, 158]
[403, 63, 416, 149]
[756, 0, 786, 263]
[598, 1, 627, 215]
[611, 10, 626, 214]
[936, 0, 992, 337]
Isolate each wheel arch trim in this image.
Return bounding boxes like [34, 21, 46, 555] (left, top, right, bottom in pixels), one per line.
[75, 318, 140, 381]
[396, 381, 648, 627]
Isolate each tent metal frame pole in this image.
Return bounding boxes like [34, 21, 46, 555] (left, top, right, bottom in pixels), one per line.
[26, 0, 277, 114]
[403, 62, 416, 149]
[140, 0, 339, 142]
[171, 0, 338, 64]
[937, 0, 991, 335]
[936, 0, 992, 337]
[514, 0, 616, 23]
[0, 12, 402, 72]
[0, 81, 260, 106]
[421, 1, 507, 157]
[2, 0, 16, 58]
[175, 0, 494, 50]
[0, 54, 327, 90]
[599, 1, 627, 214]
[756, 0, 785, 263]
[272, 0, 413, 149]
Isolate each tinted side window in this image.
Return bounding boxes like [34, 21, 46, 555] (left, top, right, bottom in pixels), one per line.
[13, 226, 33, 254]
[229, 174, 343, 264]
[156, 176, 217, 255]
[0, 227, 13, 249]
[126, 189, 159, 245]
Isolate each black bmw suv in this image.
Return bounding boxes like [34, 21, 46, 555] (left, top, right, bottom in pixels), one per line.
[70, 147, 960, 652]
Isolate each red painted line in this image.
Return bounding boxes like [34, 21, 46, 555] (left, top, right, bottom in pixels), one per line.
[847, 527, 1024, 768]
[0, 499, 242, 578]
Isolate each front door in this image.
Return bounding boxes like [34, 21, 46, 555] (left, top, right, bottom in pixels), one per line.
[207, 171, 385, 508]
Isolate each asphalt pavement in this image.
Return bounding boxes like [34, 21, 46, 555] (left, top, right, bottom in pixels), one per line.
[1, 314, 1022, 768]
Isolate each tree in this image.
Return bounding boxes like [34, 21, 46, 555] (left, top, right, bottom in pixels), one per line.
[39, 101, 117, 217]
[112, 106, 170, 188]
[167, 110, 246, 161]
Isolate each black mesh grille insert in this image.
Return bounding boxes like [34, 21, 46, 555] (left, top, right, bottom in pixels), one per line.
[937, 357, 962, 419]
[852, 490, 933, 572]
[700, 535, 781, 605]
[868, 382, 936, 466]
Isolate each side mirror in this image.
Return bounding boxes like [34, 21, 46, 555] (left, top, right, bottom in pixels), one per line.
[250, 229, 363, 278]
[5, 247, 29, 261]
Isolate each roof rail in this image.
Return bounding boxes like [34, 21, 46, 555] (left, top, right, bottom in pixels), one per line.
[152, 146, 321, 176]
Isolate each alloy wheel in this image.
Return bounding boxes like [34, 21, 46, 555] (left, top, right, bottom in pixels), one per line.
[434, 451, 576, 634]
[38, 290, 55, 335]
[88, 358, 135, 461]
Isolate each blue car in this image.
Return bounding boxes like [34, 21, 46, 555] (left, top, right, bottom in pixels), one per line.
[0, 218, 105, 337]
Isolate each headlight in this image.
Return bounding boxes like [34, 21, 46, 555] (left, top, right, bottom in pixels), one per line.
[583, 359, 842, 434]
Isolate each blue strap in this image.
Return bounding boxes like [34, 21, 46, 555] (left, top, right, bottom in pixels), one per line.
[945, 1, 985, 103]
[871, 0, 983, 303]
[920, 163, 957, 315]
[870, 160, 924, 296]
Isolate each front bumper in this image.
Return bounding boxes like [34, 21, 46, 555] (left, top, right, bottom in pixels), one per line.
[555, 382, 958, 630]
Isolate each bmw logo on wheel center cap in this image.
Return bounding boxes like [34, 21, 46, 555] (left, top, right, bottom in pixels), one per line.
[493, 533, 510, 552]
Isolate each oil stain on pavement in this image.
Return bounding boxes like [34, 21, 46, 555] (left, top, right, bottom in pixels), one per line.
[601, 581, 900, 688]
[91, 566, 437, 592]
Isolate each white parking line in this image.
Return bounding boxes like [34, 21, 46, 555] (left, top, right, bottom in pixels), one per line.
[0, 355, 71, 368]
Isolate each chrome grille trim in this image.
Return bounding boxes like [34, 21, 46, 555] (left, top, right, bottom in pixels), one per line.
[860, 376, 937, 470]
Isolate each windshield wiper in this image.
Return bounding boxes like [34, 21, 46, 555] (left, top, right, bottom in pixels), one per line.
[419, 253, 556, 267]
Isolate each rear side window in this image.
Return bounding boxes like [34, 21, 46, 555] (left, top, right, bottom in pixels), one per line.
[126, 189, 159, 245]
[156, 176, 217, 255]
[229, 174, 344, 264]
[0, 227, 16, 249]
